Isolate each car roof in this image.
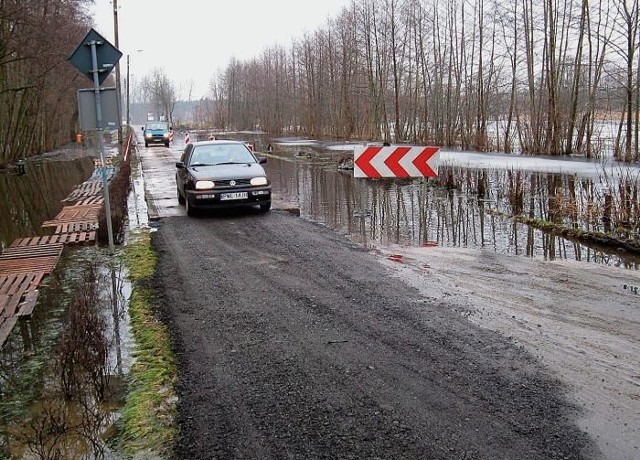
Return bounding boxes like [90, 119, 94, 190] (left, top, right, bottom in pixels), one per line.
[191, 140, 245, 146]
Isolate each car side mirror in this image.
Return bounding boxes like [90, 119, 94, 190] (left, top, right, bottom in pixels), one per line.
[176, 162, 185, 169]
[141, 127, 145, 131]
[258, 156, 267, 164]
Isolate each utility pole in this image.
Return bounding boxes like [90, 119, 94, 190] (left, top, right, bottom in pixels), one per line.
[126, 54, 130, 127]
[113, 0, 123, 145]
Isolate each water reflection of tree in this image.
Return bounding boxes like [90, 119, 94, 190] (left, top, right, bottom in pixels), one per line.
[0, 158, 96, 249]
[283, 160, 638, 268]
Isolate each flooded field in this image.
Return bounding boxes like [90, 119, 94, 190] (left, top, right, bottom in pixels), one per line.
[264, 140, 640, 270]
[0, 247, 132, 459]
[0, 147, 96, 250]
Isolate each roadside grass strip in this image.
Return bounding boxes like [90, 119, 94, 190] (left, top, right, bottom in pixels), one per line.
[119, 230, 177, 458]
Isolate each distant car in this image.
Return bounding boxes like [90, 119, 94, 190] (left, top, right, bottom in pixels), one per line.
[142, 121, 171, 147]
[175, 140, 272, 216]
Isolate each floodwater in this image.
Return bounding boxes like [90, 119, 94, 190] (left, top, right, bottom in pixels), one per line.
[0, 246, 133, 459]
[0, 143, 132, 459]
[263, 139, 640, 270]
[0, 145, 96, 250]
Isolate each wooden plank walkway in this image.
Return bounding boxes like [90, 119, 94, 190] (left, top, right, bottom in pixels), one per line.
[0, 158, 112, 347]
[62, 165, 113, 202]
[74, 196, 104, 206]
[41, 203, 102, 228]
[93, 157, 114, 167]
[0, 272, 43, 345]
[0, 243, 63, 275]
[0, 273, 40, 316]
[0, 244, 62, 347]
[11, 232, 95, 246]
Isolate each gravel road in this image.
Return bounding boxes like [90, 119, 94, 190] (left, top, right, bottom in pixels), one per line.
[150, 210, 597, 460]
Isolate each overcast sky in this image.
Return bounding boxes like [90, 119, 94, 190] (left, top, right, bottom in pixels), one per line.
[91, 0, 352, 100]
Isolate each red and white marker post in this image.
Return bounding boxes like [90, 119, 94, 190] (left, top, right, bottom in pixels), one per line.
[354, 145, 440, 178]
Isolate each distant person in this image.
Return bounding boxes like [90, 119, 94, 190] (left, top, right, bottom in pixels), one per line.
[267, 144, 273, 152]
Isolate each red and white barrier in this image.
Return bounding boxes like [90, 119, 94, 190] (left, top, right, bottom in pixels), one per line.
[354, 145, 440, 178]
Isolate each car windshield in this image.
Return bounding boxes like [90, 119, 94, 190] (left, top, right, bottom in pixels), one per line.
[147, 123, 168, 130]
[189, 144, 256, 166]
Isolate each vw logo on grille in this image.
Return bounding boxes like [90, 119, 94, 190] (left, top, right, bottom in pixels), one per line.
[229, 180, 236, 186]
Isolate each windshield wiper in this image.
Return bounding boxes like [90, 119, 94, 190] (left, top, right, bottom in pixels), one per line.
[189, 162, 212, 167]
[214, 161, 251, 165]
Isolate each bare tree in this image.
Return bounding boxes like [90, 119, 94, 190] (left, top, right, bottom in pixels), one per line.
[202, 0, 631, 160]
[139, 68, 176, 124]
[610, 0, 639, 161]
[0, 0, 93, 165]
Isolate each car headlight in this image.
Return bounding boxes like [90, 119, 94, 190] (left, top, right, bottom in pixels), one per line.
[145, 133, 152, 139]
[250, 177, 268, 186]
[195, 180, 215, 190]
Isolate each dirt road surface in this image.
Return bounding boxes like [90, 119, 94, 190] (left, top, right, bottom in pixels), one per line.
[139, 145, 638, 460]
[375, 244, 639, 460]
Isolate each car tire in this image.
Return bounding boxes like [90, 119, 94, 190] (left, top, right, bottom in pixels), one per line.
[260, 202, 271, 212]
[165, 142, 170, 147]
[145, 141, 148, 148]
[177, 188, 185, 205]
[185, 199, 196, 216]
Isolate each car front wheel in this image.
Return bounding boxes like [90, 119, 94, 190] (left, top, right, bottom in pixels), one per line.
[260, 202, 271, 212]
[177, 188, 185, 205]
[185, 198, 196, 216]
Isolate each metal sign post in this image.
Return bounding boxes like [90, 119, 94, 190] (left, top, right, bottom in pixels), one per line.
[89, 40, 115, 254]
[69, 28, 123, 254]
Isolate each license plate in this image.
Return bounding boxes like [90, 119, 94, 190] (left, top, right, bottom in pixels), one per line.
[220, 192, 248, 200]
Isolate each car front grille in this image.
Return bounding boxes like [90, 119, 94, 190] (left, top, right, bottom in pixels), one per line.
[216, 179, 252, 187]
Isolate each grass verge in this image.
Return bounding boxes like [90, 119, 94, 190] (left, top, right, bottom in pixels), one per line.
[118, 230, 177, 458]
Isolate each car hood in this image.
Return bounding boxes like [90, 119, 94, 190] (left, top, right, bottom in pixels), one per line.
[188, 163, 267, 180]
